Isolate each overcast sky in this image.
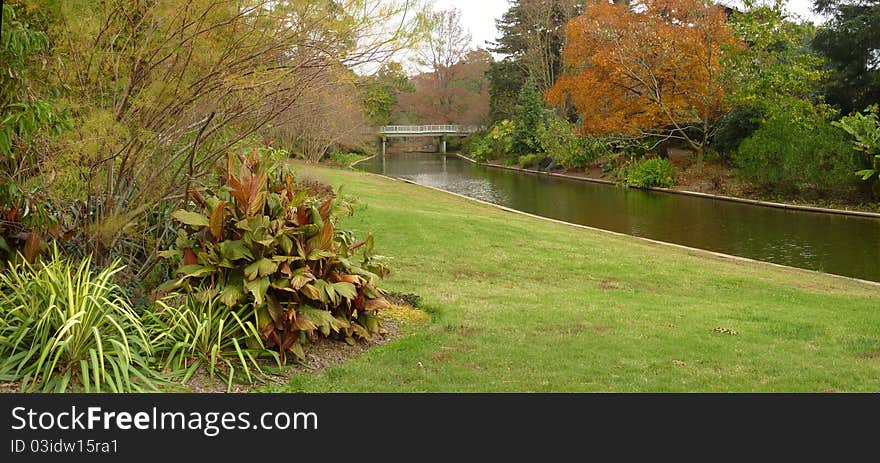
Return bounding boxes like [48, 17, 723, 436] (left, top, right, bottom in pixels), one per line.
[430, 0, 827, 51]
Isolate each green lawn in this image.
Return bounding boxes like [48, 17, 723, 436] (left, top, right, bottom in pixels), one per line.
[268, 165, 880, 392]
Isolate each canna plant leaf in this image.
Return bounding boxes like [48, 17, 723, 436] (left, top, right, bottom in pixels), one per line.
[219, 240, 253, 261]
[171, 210, 210, 228]
[244, 277, 270, 305]
[244, 258, 278, 280]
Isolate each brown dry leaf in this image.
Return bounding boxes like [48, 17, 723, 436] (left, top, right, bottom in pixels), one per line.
[364, 297, 391, 311]
[209, 200, 226, 241]
[183, 248, 199, 266]
[23, 232, 40, 263]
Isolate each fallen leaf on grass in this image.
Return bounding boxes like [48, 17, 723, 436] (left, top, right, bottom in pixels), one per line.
[712, 327, 738, 335]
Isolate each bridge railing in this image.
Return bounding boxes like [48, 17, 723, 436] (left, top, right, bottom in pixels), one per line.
[376, 125, 483, 135]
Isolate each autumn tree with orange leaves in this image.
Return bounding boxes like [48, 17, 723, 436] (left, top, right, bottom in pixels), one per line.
[547, 0, 738, 166]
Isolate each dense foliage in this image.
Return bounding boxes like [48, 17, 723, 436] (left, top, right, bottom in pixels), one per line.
[465, 120, 516, 162]
[623, 158, 677, 189]
[0, 4, 71, 159]
[159, 151, 391, 362]
[537, 116, 609, 170]
[834, 106, 880, 196]
[518, 153, 543, 169]
[531, 0, 878, 200]
[734, 104, 860, 195]
[813, 0, 880, 114]
[0, 4, 71, 264]
[486, 60, 527, 122]
[723, 2, 826, 115]
[0, 1, 413, 392]
[711, 106, 764, 160]
[491, 0, 582, 93]
[360, 62, 415, 126]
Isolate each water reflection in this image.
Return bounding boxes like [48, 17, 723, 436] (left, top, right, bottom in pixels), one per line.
[363, 152, 880, 282]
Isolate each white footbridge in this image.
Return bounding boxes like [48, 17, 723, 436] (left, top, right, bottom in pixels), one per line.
[374, 125, 483, 154]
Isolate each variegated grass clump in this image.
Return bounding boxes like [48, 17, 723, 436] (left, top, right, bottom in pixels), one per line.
[0, 247, 158, 392]
[148, 295, 277, 391]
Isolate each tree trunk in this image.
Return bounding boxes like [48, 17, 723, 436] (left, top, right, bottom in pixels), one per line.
[695, 146, 704, 171]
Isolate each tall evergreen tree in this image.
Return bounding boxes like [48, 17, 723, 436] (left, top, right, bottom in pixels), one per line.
[490, 0, 583, 92]
[486, 60, 527, 122]
[487, 0, 584, 122]
[512, 78, 549, 156]
[813, 0, 880, 113]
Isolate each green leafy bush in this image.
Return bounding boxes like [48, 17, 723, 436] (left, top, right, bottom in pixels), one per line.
[518, 153, 543, 169]
[625, 157, 677, 188]
[537, 116, 610, 169]
[159, 151, 391, 363]
[734, 104, 861, 195]
[467, 133, 493, 162]
[488, 120, 516, 158]
[833, 105, 880, 197]
[0, 247, 157, 392]
[465, 120, 516, 162]
[0, 5, 72, 158]
[602, 152, 628, 175]
[712, 106, 763, 160]
[148, 295, 273, 390]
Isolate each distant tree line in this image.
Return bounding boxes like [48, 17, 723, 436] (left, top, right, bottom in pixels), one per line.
[465, 0, 880, 200]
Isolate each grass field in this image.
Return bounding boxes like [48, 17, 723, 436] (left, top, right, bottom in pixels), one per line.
[267, 165, 880, 392]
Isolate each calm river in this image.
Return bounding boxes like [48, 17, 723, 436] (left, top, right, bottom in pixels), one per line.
[359, 151, 880, 282]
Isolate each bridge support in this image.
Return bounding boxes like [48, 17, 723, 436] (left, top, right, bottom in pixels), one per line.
[381, 137, 386, 157]
[440, 137, 446, 155]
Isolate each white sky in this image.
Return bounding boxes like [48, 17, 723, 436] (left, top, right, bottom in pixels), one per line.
[431, 0, 827, 51]
[430, 0, 511, 50]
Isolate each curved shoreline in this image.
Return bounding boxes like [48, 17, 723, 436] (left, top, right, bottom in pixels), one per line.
[452, 152, 880, 220]
[384, 174, 880, 288]
[337, 156, 879, 286]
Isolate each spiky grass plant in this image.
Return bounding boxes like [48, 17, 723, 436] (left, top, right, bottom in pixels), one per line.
[149, 295, 278, 391]
[0, 247, 158, 392]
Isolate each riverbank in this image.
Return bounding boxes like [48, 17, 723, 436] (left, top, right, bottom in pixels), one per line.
[268, 165, 880, 392]
[471, 154, 880, 216]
